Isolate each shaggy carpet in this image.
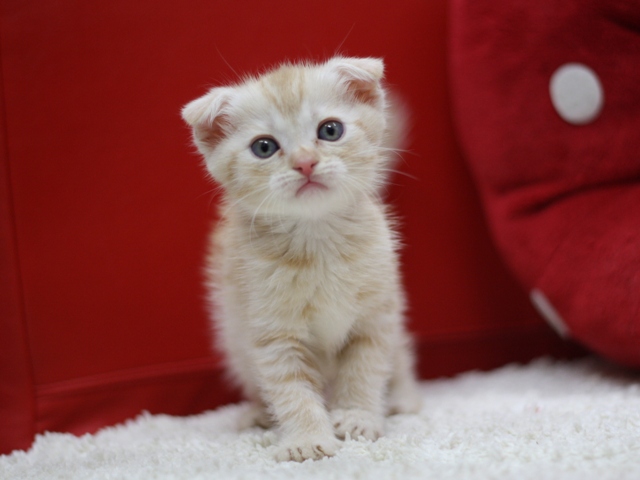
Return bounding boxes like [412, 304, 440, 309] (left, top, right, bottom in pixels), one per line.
[2, 358, 640, 480]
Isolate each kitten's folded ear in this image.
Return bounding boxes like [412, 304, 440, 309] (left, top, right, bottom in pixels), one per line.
[327, 57, 385, 105]
[181, 87, 233, 156]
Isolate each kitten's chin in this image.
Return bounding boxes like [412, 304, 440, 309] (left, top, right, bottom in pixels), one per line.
[287, 189, 358, 218]
[256, 191, 346, 219]
[235, 183, 359, 219]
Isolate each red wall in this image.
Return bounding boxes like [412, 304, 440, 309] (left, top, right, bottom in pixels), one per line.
[0, 0, 581, 454]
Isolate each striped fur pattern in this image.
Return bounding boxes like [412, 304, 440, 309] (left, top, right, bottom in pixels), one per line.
[182, 57, 421, 462]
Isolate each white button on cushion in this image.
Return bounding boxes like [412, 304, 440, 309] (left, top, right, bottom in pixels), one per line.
[549, 63, 604, 125]
[530, 289, 571, 338]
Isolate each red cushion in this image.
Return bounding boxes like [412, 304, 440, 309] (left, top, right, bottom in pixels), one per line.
[449, 0, 640, 366]
[0, 0, 581, 454]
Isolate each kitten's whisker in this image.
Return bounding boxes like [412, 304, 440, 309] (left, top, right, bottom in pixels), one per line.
[378, 168, 419, 181]
[221, 184, 271, 218]
[346, 163, 418, 182]
[353, 145, 414, 158]
[376, 146, 417, 156]
[215, 45, 240, 80]
[334, 23, 356, 57]
[250, 191, 275, 233]
[341, 174, 374, 206]
[196, 183, 224, 200]
[194, 180, 227, 213]
[276, 199, 287, 232]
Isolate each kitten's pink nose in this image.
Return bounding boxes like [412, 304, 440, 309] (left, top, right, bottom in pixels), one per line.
[293, 159, 318, 177]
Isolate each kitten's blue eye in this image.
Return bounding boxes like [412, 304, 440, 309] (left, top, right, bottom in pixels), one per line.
[251, 138, 279, 159]
[317, 120, 344, 142]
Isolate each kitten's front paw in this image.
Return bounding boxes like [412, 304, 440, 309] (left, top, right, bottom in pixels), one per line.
[274, 436, 340, 462]
[330, 408, 384, 441]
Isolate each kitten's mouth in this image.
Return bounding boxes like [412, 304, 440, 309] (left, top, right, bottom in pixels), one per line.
[296, 179, 328, 197]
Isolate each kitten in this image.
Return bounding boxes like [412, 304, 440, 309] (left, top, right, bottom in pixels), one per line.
[182, 57, 421, 462]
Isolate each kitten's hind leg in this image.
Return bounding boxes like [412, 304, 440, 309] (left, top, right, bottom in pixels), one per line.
[386, 330, 422, 415]
[237, 400, 274, 430]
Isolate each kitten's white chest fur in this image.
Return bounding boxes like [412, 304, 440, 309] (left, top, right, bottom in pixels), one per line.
[283, 219, 362, 352]
[308, 303, 354, 354]
[237, 206, 383, 352]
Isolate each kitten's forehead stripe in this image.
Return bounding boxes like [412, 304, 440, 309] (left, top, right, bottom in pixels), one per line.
[260, 65, 306, 117]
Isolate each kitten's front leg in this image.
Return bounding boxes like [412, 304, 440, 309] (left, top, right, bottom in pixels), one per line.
[254, 332, 340, 462]
[330, 327, 393, 441]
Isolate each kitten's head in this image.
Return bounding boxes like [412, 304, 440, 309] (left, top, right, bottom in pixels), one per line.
[182, 57, 392, 218]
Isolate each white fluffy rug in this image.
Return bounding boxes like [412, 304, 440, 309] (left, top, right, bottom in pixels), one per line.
[3, 358, 640, 480]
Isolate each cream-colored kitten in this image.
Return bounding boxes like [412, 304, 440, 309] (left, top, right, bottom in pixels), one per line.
[182, 57, 421, 462]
